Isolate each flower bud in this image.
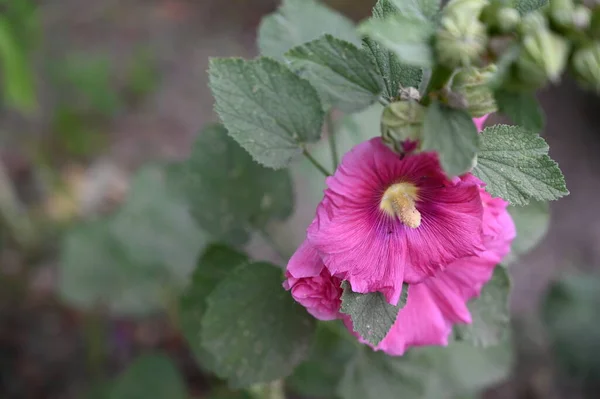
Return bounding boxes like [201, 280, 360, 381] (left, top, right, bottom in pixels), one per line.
[517, 29, 570, 86]
[435, 0, 489, 68]
[572, 42, 600, 91]
[572, 5, 592, 29]
[519, 11, 548, 36]
[452, 65, 498, 117]
[549, 0, 576, 28]
[381, 101, 426, 153]
[496, 8, 521, 32]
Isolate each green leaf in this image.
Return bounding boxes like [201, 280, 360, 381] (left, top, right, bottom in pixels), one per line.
[504, 201, 550, 265]
[363, 0, 422, 101]
[59, 165, 206, 316]
[209, 57, 324, 169]
[513, 0, 548, 15]
[542, 274, 600, 379]
[180, 245, 248, 370]
[257, 0, 360, 61]
[201, 262, 316, 388]
[110, 354, 187, 399]
[167, 124, 294, 246]
[340, 281, 408, 346]
[286, 34, 384, 112]
[454, 267, 511, 347]
[0, 15, 35, 111]
[495, 90, 545, 133]
[473, 124, 569, 205]
[288, 323, 356, 398]
[422, 102, 479, 177]
[390, 0, 441, 21]
[337, 348, 433, 399]
[358, 12, 434, 68]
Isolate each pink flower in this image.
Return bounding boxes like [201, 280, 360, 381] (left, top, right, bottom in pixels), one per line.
[473, 114, 489, 131]
[306, 138, 485, 305]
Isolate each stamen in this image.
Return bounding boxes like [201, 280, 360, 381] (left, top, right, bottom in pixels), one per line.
[379, 182, 421, 228]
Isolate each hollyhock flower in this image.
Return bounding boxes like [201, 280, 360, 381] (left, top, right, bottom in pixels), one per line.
[305, 138, 486, 305]
[284, 174, 515, 355]
[473, 114, 489, 131]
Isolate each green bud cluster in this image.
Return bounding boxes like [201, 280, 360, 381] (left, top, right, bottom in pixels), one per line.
[381, 99, 426, 153]
[451, 65, 498, 117]
[435, 0, 489, 68]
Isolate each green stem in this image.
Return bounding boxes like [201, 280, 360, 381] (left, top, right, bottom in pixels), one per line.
[84, 310, 107, 383]
[302, 148, 332, 177]
[421, 64, 454, 106]
[326, 111, 339, 170]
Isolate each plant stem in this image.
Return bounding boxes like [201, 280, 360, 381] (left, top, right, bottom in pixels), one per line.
[326, 111, 339, 170]
[421, 64, 454, 106]
[257, 228, 289, 261]
[302, 148, 332, 177]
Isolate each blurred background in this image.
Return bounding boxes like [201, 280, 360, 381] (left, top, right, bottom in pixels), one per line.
[1, 0, 600, 398]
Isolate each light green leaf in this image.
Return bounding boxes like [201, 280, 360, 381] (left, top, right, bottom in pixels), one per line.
[209, 57, 324, 169]
[180, 245, 248, 370]
[201, 262, 316, 388]
[422, 102, 479, 177]
[337, 347, 433, 399]
[288, 323, 356, 398]
[454, 267, 511, 347]
[167, 124, 294, 246]
[110, 354, 186, 399]
[363, 0, 422, 101]
[340, 281, 408, 346]
[390, 0, 441, 21]
[494, 89, 545, 133]
[59, 165, 206, 316]
[473, 124, 569, 205]
[257, 0, 360, 61]
[286, 34, 384, 112]
[504, 201, 550, 264]
[358, 12, 434, 68]
[513, 0, 548, 15]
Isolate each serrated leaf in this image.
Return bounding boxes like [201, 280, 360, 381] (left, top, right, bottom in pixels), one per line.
[454, 267, 511, 347]
[286, 35, 384, 112]
[209, 57, 324, 169]
[257, 0, 360, 61]
[288, 323, 356, 398]
[504, 201, 550, 265]
[110, 354, 187, 399]
[358, 12, 434, 68]
[180, 245, 248, 370]
[59, 165, 206, 316]
[363, 0, 422, 101]
[390, 0, 441, 21]
[422, 102, 479, 177]
[167, 124, 294, 246]
[495, 90, 545, 132]
[337, 347, 433, 399]
[473, 124, 569, 205]
[340, 281, 408, 346]
[513, 0, 548, 15]
[201, 262, 316, 388]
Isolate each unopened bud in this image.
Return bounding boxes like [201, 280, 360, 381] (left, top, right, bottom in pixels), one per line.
[572, 42, 600, 91]
[573, 5, 592, 28]
[517, 30, 570, 86]
[452, 65, 498, 117]
[496, 8, 521, 32]
[549, 0, 576, 27]
[519, 11, 548, 35]
[381, 101, 425, 153]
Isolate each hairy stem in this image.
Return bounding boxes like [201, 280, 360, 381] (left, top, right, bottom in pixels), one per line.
[302, 148, 332, 177]
[326, 111, 339, 170]
[421, 64, 454, 106]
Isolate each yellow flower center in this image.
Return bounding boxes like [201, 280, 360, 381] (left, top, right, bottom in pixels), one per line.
[379, 182, 421, 229]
